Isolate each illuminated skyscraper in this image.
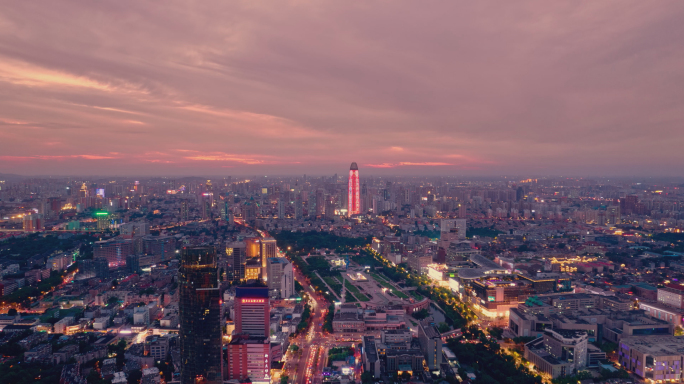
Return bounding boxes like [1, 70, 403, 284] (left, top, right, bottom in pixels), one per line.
[235, 283, 270, 337]
[226, 242, 246, 282]
[348, 162, 360, 216]
[179, 247, 222, 384]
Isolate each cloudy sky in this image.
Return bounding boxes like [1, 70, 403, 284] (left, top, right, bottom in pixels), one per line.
[1, 1, 683, 177]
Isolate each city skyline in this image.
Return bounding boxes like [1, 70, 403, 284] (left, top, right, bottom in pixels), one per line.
[1, 1, 684, 176]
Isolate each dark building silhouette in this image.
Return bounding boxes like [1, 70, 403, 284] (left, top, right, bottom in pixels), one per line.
[179, 247, 222, 384]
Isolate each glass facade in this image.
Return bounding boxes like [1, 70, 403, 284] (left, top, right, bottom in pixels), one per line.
[179, 247, 223, 384]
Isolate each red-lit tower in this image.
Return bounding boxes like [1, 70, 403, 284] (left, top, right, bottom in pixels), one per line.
[348, 162, 360, 216]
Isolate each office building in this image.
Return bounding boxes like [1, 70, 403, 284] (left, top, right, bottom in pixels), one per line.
[266, 258, 294, 299]
[417, 317, 442, 371]
[235, 283, 270, 337]
[179, 247, 222, 384]
[294, 195, 303, 219]
[658, 285, 684, 309]
[362, 336, 381, 378]
[260, 237, 277, 279]
[119, 222, 150, 238]
[93, 238, 134, 269]
[80, 258, 110, 279]
[315, 189, 325, 216]
[525, 329, 588, 378]
[277, 199, 286, 219]
[618, 336, 684, 382]
[142, 236, 176, 263]
[180, 200, 189, 221]
[96, 212, 110, 230]
[23, 214, 43, 232]
[441, 219, 468, 236]
[227, 242, 246, 282]
[348, 162, 360, 216]
[325, 198, 336, 219]
[225, 334, 271, 384]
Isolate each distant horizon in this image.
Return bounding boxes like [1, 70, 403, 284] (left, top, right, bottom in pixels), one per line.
[2, 171, 683, 183]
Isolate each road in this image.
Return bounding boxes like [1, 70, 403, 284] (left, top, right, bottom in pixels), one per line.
[287, 263, 332, 384]
[239, 219, 334, 384]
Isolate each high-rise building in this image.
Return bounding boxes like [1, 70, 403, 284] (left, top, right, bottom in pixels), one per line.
[142, 236, 176, 263]
[308, 191, 316, 216]
[325, 198, 336, 220]
[245, 237, 261, 259]
[439, 228, 460, 250]
[119, 221, 150, 238]
[126, 254, 140, 274]
[348, 162, 360, 216]
[453, 219, 467, 240]
[315, 189, 325, 216]
[260, 238, 277, 280]
[93, 238, 134, 269]
[22, 214, 43, 232]
[277, 199, 286, 219]
[243, 199, 257, 224]
[606, 206, 621, 225]
[458, 202, 466, 218]
[225, 334, 271, 384]
[226, 242, 246, 282]
[96, 212, 110, 230]
[179, 247, 222, 384]
[260, 238, 276, 260]
[201, 199, 210, 220]
[418, 318, 443, 371]
[180, 200, 189, 221]
[266, 258, 294, 299]
[79, 258, 110, 279]
[235, 284, 270, 337]
[294, 195, 303, 219]
[220, 200, 231, 221]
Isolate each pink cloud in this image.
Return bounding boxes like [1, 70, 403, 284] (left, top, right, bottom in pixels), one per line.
[0, 154, 117, 161]
[0, 1, 682, 176]
[366, 162, 453, 168]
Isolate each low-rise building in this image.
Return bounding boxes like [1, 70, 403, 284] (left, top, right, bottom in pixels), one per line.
[618, 336, 684, 382]
[524, 329, 588, 378]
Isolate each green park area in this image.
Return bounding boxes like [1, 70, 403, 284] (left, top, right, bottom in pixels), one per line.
[369, 273, 408, 299]
[322, 276, 343, 296]
[273, 231, 371, 254]
[344, 282, 369, 301]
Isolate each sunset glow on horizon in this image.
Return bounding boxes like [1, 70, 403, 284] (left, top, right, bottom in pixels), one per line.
[1, 1, 683, 176]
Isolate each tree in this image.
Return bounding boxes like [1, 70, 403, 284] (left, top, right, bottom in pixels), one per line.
[676, 326, 684, 336]
[552, 370, 592, 384]
[489, 326, 504, 340]
[280, 376, 289, 384]
[127, 370, 142, 384]
[600, 341, 618, 354]
[412, 308, 430, 320]
[462, 325, 484, 340]
[361, 371, 374, 384]
[438, 322, 450, 333]
[7, 308, 17, 316]
[400, 372, 411, 381]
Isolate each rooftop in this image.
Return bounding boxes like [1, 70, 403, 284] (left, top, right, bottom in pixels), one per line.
[620, 336, 684, 357]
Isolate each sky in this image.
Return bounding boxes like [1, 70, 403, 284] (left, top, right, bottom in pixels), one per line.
[0, 1, 683, 177]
